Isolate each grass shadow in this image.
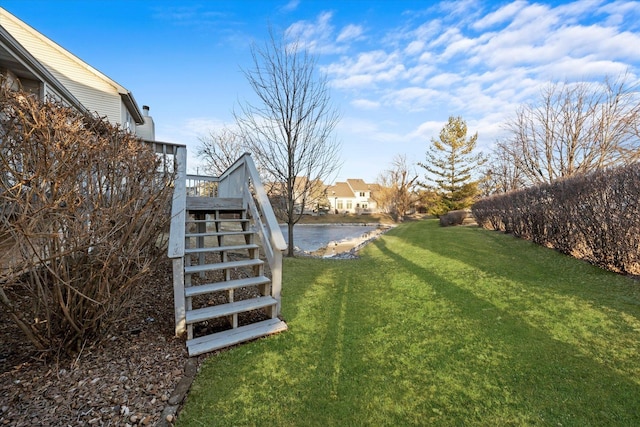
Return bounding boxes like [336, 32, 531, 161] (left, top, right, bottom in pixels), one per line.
[368, 236, 640, 425]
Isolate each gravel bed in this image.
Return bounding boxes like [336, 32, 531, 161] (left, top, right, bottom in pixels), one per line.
[0, 260, 193, 426]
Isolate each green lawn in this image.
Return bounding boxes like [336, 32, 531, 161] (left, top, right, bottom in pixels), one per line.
[177, 220, 640, 426]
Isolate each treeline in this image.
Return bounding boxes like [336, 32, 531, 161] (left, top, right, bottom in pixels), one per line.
[473, 163, 640, 275]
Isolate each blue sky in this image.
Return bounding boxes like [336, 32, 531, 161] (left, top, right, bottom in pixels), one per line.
[3, 0, 640, 182]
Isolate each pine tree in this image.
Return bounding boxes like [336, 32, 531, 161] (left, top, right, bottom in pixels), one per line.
[419, 116, 485, 215]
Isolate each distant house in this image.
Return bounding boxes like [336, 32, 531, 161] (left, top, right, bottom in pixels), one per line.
[0, 7, 155, 140]
[327, 179, 378, 214]
[264, 176, 330, 215]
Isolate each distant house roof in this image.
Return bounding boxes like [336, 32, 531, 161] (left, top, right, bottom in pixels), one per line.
[328, 182, 355, 198]
[346, 179, 370, 192]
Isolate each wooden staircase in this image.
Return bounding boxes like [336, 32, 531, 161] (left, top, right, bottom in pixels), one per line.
[168, 153, 288, 356]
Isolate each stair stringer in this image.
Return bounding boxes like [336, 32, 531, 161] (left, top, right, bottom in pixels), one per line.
[180, 200, 287, 356]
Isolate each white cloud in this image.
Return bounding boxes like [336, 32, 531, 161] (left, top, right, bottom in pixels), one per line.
[408, 120, 446, 141]
[324, 50, 405, 89]
[535, 56, 630, 81]
[351, 99, 381, 110]
[286, 11, 338, 53]
[315, 0, 640, 178]
[473, 0, 527, 30]
[286, 12, 365, 54]
[405, 62, 435, 84]
[599, 0, 640, 28]
[337, 24, 364, 42]
[383, 87, 443, 112]
[426, 73, 463, 88]
[405, 40, 425, 56]
[281, 0, 300, 12]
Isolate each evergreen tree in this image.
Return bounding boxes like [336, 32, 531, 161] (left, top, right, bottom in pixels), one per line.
[419, 116, 485, 215]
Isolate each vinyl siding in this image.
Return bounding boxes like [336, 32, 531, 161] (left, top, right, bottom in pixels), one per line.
[1, 11, 124, 126]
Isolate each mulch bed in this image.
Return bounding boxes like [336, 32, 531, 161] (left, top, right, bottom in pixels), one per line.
[0, 259, 193, 426]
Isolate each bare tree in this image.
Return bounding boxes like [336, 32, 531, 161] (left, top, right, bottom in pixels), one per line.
[197, 126, 245, 176]
[480, 145, 527, 195]
[497, 74, 640, 186]
[235, 28, 341, 257]
[374, 154, 419, 221]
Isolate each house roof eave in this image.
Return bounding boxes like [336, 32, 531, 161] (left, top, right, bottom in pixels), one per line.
[0, 25, 86, 113]
[121, 91, 144, 124]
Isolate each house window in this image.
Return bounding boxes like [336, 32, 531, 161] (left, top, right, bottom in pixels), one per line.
[337, 201, 343, 210]
[362, 203, 368, 209]
[346, 200, 353, 210]
[124, 110, 132, 132]
[360, 192, 365, 197]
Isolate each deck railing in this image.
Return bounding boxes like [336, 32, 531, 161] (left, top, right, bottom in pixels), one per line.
[167, 152, 287, 334]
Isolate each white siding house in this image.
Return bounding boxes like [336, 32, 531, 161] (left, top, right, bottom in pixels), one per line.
[327, 179, 378, 214]
[0, 7, 149, 138]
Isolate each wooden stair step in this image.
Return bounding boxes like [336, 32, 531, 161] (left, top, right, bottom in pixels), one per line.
[185, 276, 271, 297]
[186, 197, 244, 211]
[184, 258, 263, 274]
[185, 244, 259, 255]
[186, 218, 250, 224]
[186, 318, 288, 356]
[185, 230, 254, 238]
[186, 296, 277, 324]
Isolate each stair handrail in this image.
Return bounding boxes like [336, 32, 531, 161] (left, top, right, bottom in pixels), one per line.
[167, 145, 187, 259]
[167, 150, 287, 334]
[239, 153, 287, 253]
[237, 153, 287, 314]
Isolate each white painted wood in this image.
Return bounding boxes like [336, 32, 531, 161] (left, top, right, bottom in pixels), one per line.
[184, 230, 254, 238]
[218, 154, 248, 198]
[185, 296, 277, 324]
[186, 218, 250, 224]
[271, 251, 283, 316]
[195, 213, 206, 278]
[172, 258, 186, 336]
[184, 243, 259, 254]
[184, 276, 271, 297]
[169, 152, 289, 352]
[167, 147, 187, 258]
[186, 197, 243, 211]
[244, 156, 287, 252]
[241, 157, 286, 316]
[246, 189, 275, 264]
[184, 258, 263, 275]
[186, 319, 288, 356]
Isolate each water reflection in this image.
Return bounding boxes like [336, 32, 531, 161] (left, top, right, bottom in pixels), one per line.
[279, 224, 379, 252]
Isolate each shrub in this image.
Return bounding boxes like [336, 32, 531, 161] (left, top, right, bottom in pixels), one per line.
[472, 165, 640, 275]
[0, 82, 175, 354]
[439, 210, 468, 227]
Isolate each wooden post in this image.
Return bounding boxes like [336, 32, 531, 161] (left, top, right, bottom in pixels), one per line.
[169, 146, 187, 336]
[271, 251, 283, 316]
[172, 257, 186, 336]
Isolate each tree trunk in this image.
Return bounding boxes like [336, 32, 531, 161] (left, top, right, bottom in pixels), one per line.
[287, 221, 295, 257]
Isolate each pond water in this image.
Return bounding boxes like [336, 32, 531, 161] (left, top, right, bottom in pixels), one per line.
[279, 224, 379, 252]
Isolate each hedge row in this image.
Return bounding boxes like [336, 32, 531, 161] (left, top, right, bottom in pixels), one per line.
[472, 163, 640, 275]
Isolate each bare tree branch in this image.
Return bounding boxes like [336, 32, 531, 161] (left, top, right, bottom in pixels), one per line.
[374, 155, 419, 222]
[234, 27, 341, 256]
[197, 126, 245, 176]
[497, 73, 640, 186]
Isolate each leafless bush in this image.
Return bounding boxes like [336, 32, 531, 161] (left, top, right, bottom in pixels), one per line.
[472, 163, 640, 275]
[439, 210, 468, 227]
[0, 82, 175, 354]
